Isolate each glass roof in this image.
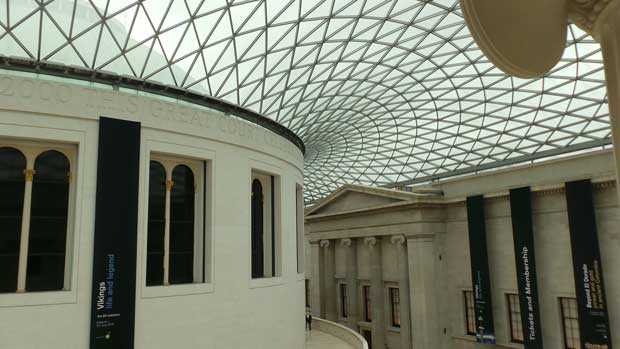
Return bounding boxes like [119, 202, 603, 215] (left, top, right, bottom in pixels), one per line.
[0, 0, 610, 202]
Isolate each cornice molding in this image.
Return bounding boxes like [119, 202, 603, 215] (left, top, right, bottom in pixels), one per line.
[304, 199, 444, 222]
[405, 233, 435, 242]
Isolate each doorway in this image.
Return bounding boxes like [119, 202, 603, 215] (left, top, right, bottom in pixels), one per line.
[361, 329, 372, 349]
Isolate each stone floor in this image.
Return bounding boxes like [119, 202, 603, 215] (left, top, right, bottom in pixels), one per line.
[305, 329, 355, 349]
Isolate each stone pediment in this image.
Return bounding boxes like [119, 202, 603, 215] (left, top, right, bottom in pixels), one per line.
[305, 184, 428, 217]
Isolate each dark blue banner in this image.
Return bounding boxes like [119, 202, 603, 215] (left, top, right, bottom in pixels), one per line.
[466, 195, 496, 344]
[565, 179, 613, 349]
[509, 187, 543, 349]
[90, 117, 140, 349]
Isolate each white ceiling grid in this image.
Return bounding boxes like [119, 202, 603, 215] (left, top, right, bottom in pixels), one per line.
[0, 0, 610, 202]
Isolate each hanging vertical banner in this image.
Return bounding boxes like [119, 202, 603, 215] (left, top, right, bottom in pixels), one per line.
[565, 179, 613, 349]
[90, 117, 141, 349]
[509, 187, 543, 349]
[466, 195, 496, 344]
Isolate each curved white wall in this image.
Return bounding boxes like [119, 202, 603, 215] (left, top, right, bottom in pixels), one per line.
[0, 72, 305, 349]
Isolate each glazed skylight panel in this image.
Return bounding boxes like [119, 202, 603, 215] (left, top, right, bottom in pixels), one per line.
[0, 0, 611, 202]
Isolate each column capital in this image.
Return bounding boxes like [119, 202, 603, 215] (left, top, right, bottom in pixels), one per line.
[23, 169, 35, 181]
[569, 0, 620, 36]
[340, 238, 352, 247]
[319, 239, 330, 248]
[390, 234, 406, 246]
[363, 237, 377, 247]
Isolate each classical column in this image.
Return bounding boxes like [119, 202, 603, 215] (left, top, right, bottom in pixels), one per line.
[163, 178, 173, 285]
[341, 238, 358, 330]
[16, 168, 35, 292]
[391, 235, 412, 349]
[407, 235, 439, 349]
[595, 0, 620, 200]
[309, 240, 323, 317]
[321, 239, 337, 321]
[365, 237, 386, 349]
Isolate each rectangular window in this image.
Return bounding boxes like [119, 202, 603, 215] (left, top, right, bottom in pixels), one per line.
[507, 294, 524, 343]
[464, 290, 476, 335]
[305, 279, 310, 307]
[363, 285, 372, 322]
[146, 155, 206, 286]
[296, 184, 304, 274]
[0, 143, 75, 293]
[390, 287, 401, 327]
[251, 170, 281, 279]
[340, 283, 348, 318]
[560, 298, 581, 349]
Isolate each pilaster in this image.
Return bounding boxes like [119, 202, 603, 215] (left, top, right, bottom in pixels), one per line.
[340, 238, 359, 330]
[309, 240, 323, 317]
[321, 239, 337, 321]
[407, 234, 439, 349]
[365, 236, 386, 349]
[391, 234, 412, 349]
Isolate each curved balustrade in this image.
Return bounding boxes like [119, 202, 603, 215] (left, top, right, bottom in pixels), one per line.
[312, 318, 369, 349]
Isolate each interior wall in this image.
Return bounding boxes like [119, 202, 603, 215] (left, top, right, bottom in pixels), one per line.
[0, 74, 306, 349]
[305, 150, 619, 349]
[445, 183, 619, 349]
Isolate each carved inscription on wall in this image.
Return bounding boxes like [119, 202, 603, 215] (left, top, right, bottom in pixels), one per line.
[0, 75, 302, 161]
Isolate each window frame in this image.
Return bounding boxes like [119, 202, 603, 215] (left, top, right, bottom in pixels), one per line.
[146, 154, 206, 287]
[248, 161, 283, 289]
[506, 293, 524, 343]
[363, 284, 372, 322]
[559, 297, 581, 349]
[295, 183, 304, 275]
[464, 290, 476, 336]
[0, 143, 75, 294]
[389, 287, 401, 328]
[305, 279, 310, 308]
[339, 282, 348, 319]
[0, 127, 83, 308]
[140, 138, 214, 299]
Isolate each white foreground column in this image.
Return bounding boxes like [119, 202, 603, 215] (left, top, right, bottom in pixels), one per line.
[16, 168, 35, 292]
[596, 0, 620, 200]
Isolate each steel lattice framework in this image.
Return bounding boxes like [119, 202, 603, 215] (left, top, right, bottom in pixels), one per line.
[0, 0, 611, 202]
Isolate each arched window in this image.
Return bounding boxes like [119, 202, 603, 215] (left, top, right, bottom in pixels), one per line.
[146, 160, 166, 286]
[0, 147, 26, 292]
[251, 178, 264, 278]
[26, 150, 70, 291]
[146, 158, 203, 287]
[169, 165, 195, 285]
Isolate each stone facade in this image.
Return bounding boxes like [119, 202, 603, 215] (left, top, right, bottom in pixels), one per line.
[305, 149, 620, 349]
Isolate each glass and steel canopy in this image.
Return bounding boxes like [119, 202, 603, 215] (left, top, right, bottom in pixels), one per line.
[0, 0, 610, 202]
